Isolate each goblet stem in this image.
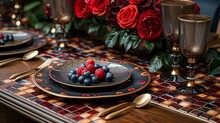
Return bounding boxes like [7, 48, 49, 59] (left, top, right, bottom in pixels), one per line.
[177, 58, 206, 94]
[164, 45, 186, 82]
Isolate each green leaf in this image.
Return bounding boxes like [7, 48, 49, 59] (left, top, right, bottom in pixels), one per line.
[146, 41, 154, 53]
[88, 24, 99, 34]
[65, 22, 72, 32]
[205, 48, 220, 60]
[33, 7, 48, 20]
[149, 54, 163, 73]
[163, 54, 172, 68]
[97, 25, 107, 39]
[119, 31, 127, 46]
[23, 1, 41, 12]
[208, 58, 220, 75]
[132, 39, 141, 49]
[131, 35, 139, 41]
[105, 29, 120, 48]
[27, 13, 39, 27]
[34, 22, 44, 29]
[124, 36, 132, 52]
[43, 24, 52, 34]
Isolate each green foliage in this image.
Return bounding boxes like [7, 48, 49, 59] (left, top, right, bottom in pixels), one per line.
[205, 48, 220, 75]
[145, 41, 154, 53]
[149, 52, 171, 73]
[105, 28, 142, 52]
[23, 1, 41, 12]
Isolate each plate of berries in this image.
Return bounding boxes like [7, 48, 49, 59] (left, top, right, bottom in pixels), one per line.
[0, 30, 32, 48]
[49, 59, 132, 88]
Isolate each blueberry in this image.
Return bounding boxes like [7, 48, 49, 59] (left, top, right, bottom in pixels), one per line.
[92, 76, 99, 84]
[90, 73, 95, 78]
[70, 74, 78, 82]
[78, 76, 85, 84]
[8, 34, 14, 41]
[95, 64, 101, 69]
[70, 70, 76, 74]
[83, 78, 92, 86]
[68, 72, 73, 79]
[102, 66, 110, 73]
[83, 71, 90, 78]
[105, 72, 113, 82]
[0, 39, 5, 45]
[3, 37, 8, 42]
[81, 63, 86, 67]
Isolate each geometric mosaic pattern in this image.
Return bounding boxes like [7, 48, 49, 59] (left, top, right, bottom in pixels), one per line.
[1, 35, 220, 123]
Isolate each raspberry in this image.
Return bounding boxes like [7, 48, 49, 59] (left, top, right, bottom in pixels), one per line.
[0, 34, 4, 39]
[86, 64, 95, 73]
[95, 68, 105, 79]
[86, 59, 95, 66]
[76, 66, 85, 76]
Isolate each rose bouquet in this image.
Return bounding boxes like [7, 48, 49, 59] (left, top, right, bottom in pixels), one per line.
[23, 0, 220, 75]
[73, 0, 162, 53]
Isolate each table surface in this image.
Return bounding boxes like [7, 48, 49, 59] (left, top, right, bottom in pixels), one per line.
[1, 31, 220, 123]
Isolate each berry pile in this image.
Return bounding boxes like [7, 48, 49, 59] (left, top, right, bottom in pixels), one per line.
[0, 33, 14, 45]
[68, 60, 114, 86]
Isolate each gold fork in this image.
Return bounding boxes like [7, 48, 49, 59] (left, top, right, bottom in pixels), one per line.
[10, 59, 53, 80]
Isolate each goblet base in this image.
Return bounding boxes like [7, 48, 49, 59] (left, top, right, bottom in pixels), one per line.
[53, 39, 73, 53]
[160, 72, 186, 83]
[176, 83, 206, 94]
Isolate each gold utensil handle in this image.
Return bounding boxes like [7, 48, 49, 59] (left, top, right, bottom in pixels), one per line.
[10, 68, 36, 79]
[98, 102, 128, 117]
[14, 71, 35, 81]
[0, 58, 17, 63]
[105, 106, 133, 120]
[0, 58, 21, 67]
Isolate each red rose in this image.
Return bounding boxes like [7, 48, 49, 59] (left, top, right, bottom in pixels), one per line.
[194, 4, 200, 14]
[117, 4, 139, 29]
[136, 10, 162, 41]
[129, 0, 144, 5]
[74, 0, 92, 18]
[89, 0, 110, 16]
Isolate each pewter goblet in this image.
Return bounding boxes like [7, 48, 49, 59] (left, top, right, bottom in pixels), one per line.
[177, 14, 211, 94]
[160, 0, 195, 82]
[50, 0, 72, 52]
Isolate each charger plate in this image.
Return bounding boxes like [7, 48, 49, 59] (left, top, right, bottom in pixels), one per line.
[49, 60, 131, 88]
[32, 60, 151, 99]
[0, 30, 32, 48]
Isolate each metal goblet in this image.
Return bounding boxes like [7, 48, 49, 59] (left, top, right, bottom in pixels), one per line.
[177, 14, 211, 94]
[50, 0, 72, 52]
[160, 0, 196, 82]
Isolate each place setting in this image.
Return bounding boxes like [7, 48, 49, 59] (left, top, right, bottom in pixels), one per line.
[32, 59, 151, 99]
[0, 29, 47, 56]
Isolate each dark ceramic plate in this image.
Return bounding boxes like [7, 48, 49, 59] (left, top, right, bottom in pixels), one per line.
[32, 59, 151, 99]
[0, 36, 47, 56]
[0, 30, 32, 48]
[49, 60, 131, 88]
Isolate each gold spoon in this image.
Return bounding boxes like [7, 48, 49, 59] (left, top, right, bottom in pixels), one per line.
[10, 59, 53, 79]
[0, 50, 39, 67]
[105, 93, 152, 120]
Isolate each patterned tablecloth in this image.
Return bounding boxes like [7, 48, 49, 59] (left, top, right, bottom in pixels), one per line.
[0, 31, 220, 123]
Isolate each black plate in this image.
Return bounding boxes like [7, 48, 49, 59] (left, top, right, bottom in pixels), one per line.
[0, 30, 32, 48]
[49, 60, 132, 88]
[32, 60, 151, 99]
